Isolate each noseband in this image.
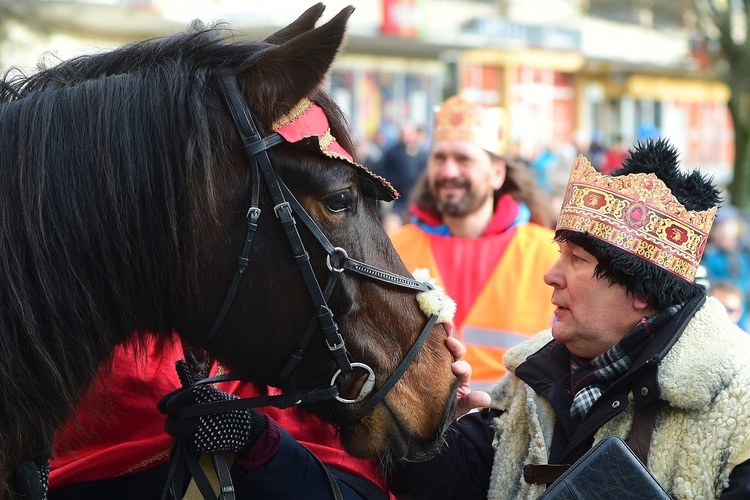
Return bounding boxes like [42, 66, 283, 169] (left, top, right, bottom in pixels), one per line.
[180, 74, 440, 423]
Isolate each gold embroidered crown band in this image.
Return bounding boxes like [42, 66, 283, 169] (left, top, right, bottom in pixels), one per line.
[556, 155, 717, 282]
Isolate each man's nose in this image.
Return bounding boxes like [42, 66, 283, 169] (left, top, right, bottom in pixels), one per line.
[438, 158, 461, 178]
[543, 259, 565, 288]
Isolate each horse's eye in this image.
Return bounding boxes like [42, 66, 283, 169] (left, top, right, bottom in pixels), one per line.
[325, 192, 353, 214]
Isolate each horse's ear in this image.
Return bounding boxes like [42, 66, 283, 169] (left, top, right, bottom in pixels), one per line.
[262, 2, 326, 45]
[242, 5, 354, 124]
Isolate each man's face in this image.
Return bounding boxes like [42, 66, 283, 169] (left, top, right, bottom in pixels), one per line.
[543, 241, 655, 359]
[427, 139, 504, 217]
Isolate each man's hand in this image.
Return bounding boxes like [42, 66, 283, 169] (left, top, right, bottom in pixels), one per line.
[444, 323, 491, 418]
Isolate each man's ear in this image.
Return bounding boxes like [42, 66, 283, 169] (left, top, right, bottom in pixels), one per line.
[633, 294, 654, 314]
[490, 157, 506, 190]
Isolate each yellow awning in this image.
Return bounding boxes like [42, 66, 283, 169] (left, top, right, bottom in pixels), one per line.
[461, 48, 585, 73]
[626, 75, 729, 103]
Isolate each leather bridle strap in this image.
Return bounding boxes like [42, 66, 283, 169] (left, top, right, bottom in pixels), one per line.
[347, 312, 439, 423]
[278, 181, 433, 292]
[178, 307, 436, 419]
[217, 74, 352, 375]
[210, 72, 443, 409]
[271, 265, 343, 386]
[268, 181, 433, 387]
[204, 163, 261, 345]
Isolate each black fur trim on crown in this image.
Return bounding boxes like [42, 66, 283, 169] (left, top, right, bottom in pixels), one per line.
[612, 138, 722, 211]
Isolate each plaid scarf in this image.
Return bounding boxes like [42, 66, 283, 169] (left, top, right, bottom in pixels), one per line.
[569, 304, 681, 421]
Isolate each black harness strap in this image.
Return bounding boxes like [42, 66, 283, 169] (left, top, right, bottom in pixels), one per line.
[348, 312, 439, 422]
[278, 181, 431, 293]
[204, 161, 261, 346]
[271, 269, 343, 386]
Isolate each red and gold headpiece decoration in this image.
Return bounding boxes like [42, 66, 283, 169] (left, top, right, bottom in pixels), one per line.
[272, 98, 397, 201]
[556, 155, 717, 282]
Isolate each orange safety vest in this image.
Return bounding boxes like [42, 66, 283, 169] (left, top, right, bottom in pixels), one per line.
[390, 223, 557, 388]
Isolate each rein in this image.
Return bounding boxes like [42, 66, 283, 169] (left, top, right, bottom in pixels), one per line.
[164, 74, 442, 499]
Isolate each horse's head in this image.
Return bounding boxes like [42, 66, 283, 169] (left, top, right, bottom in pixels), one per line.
[172, 5, 458, 463]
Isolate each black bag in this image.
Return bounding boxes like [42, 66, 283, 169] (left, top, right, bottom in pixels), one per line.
[536, 435, 671, 499]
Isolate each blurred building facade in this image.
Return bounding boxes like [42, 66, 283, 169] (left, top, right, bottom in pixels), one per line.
[0, 0, 733, 181]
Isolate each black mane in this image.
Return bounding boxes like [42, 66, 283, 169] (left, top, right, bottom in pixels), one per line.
[0, 20, 353, 471]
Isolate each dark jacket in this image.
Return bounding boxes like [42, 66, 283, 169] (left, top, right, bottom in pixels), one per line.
[50, 426, 385, 500]
[380, 142, 427, 214]
[389, 296, 750, 499]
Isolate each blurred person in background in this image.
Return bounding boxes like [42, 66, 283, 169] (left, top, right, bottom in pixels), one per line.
[530, 145, 558, 194]
[600, 134, 628, 174]
[702, 204, 750, 331]
[379, 123, 428, 219]
[586, 135, 607, 172]
[710, 280, 746, 330]
[389, 95, 558, 390]
[355, 130, 385, 175]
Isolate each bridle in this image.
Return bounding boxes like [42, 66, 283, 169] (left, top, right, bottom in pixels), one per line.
[163, 74, 444, 499]
[190, 73, 441, 415]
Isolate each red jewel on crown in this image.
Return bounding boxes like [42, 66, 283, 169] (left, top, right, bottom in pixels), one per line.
[625, 203, 648, 229]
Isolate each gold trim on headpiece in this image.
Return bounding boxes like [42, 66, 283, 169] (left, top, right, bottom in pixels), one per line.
[556, 155, 717, 282]
[272, 98, 313, 130]
[270, 98, 397, 200]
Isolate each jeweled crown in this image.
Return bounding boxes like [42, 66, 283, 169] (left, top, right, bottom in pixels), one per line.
[556, 155, 717, 282]
[433, 95, 507, 157]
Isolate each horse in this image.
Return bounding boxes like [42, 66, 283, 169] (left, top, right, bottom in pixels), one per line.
[0, 4, 458, 497]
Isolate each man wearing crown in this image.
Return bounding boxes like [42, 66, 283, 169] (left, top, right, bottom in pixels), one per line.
[389, 139, 750, 499]
[389, 95, 559, 390]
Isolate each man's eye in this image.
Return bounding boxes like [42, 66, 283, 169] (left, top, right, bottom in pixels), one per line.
[325, 192, 353, 213]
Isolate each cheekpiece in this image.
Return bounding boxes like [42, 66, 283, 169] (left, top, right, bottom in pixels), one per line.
[272, 98, 397, 201]
[433, 95, 507, 157]
[556, 155, 717, 282]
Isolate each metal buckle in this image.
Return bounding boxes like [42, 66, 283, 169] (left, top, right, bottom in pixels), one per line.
[325, 335, 345, 351]
[246, 207, 261, 220]
[273, 201, 291, 218]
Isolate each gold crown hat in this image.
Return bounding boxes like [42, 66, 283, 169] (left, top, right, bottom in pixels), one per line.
[556, 155, 717, 282]
[433, 95, 507, 157]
